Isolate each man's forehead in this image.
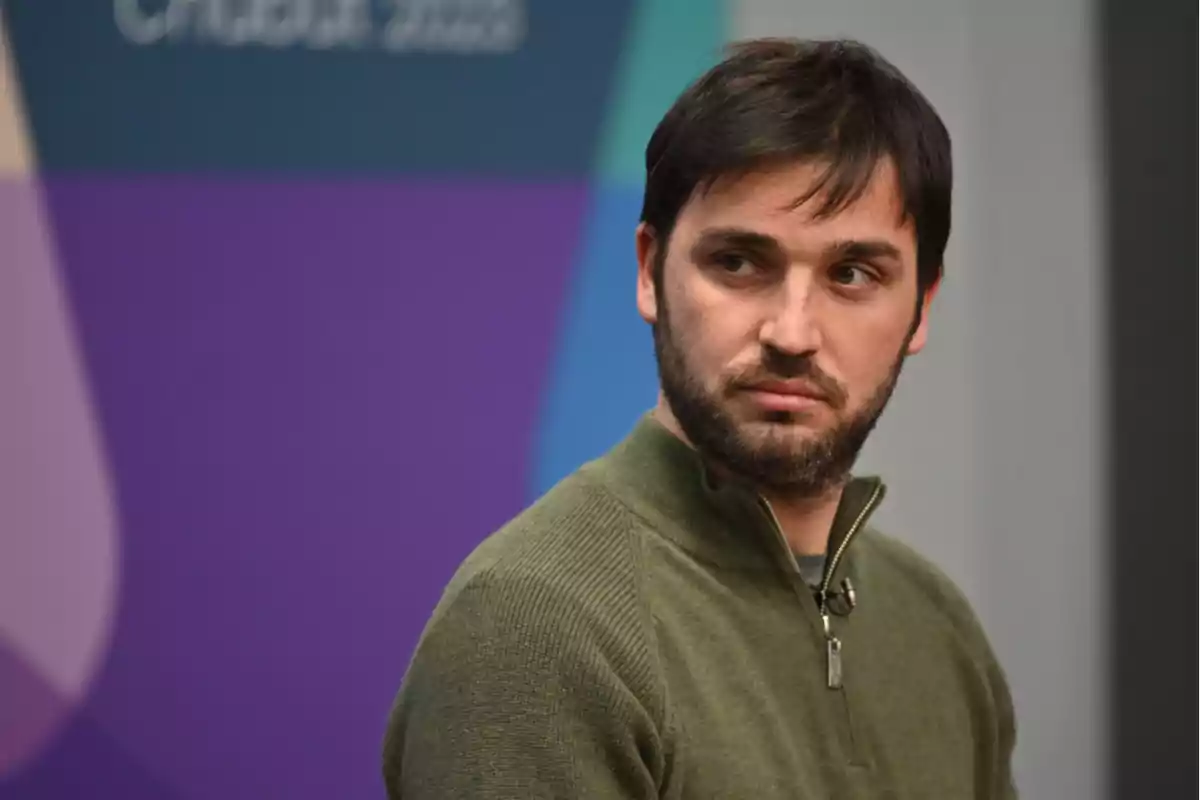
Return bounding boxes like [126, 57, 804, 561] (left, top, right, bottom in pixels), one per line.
[689, 162, 903, 222]
[675, 160, 914, 251]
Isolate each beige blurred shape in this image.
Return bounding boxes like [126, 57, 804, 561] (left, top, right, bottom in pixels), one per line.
[0, 11, 29, 175]
[0, 9, 121, 778]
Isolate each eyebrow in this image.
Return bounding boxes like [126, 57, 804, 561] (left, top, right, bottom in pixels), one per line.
[689, 227, 779, 258]
[826, 239, 903, 264]
[691, 227, 904, 264]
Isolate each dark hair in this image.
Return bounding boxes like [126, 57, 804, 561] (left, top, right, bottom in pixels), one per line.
[640, 38, 952, 295]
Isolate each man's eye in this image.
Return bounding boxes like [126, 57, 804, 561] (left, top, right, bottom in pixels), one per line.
[830, 263, 873, 286]
[713, 253, 756, 275]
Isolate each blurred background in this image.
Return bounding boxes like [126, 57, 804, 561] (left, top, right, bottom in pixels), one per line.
[0, 1, 1192, 798]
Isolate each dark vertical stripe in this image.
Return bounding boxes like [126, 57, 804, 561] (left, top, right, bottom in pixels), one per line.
[1099, 0, 1196, 796]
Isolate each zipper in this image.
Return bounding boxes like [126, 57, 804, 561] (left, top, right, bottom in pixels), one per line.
[816, 482, 883, 689]
[759, 482, 883, 690]
[757, 482, 883, 770]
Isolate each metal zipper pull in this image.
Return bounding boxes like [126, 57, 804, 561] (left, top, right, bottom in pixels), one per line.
[826, 635, 843, 689]
[822, 612, 843, 689]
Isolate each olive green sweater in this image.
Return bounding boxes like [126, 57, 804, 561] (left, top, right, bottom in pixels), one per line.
[383, 415, 1017, 798]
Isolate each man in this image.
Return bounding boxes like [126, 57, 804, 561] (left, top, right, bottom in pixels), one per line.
[383, 38, 1017, 799]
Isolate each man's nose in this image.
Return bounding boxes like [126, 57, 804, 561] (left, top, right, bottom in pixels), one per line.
[758, 272, 822, 356]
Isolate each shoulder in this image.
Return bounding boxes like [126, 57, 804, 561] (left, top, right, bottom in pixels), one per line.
[859, 527, 1016, 717]
[384, 473, 670, 796]
[411, 469, 659, 693]
[443, 469, 646, 608]
[858, 528, 1000, 662]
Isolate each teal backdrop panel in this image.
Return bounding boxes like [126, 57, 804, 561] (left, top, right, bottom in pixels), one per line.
[4, 0, 635, 176]
[531, 0, 724, 496]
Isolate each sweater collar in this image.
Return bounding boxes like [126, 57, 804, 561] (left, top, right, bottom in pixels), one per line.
[592, 413, 886, 579]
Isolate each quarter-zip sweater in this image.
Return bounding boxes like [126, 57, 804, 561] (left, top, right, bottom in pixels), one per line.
[383, 415, 1018, 799]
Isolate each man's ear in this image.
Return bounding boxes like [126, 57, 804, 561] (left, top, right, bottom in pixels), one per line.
[635, 222, 660, 325]
[906, 277, 940, 355]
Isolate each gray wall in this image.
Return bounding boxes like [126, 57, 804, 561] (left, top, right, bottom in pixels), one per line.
[734, 3, 1105, 798]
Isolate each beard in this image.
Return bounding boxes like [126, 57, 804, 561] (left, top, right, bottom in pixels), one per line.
[652, 300, 909, 497]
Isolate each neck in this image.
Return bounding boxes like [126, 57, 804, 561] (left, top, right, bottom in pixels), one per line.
[651, 398, 845, 556]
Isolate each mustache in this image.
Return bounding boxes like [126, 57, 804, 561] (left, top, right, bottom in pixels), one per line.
[727, 350, 847, 409]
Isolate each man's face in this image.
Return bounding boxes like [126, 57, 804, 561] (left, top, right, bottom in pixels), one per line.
[636, 159, 936, 496]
